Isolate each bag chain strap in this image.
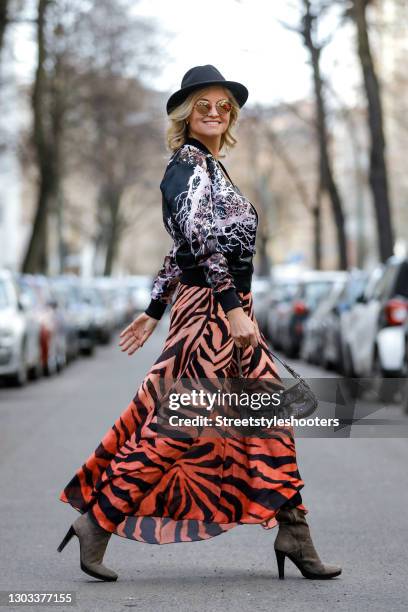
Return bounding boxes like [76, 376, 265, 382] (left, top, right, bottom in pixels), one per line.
[235, 345, 302, 381]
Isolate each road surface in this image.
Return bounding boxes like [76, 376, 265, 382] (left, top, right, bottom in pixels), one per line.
[0, 315, 407, 611]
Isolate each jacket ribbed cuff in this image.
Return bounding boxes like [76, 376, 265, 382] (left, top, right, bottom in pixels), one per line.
[213, 287, 243, 314]
[145, 298, 168, 320]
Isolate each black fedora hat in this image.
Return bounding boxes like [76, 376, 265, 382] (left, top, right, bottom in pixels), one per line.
[166, 64, 249, 115]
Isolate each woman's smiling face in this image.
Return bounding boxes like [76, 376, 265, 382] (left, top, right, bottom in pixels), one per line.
[187, 86, 232, 141]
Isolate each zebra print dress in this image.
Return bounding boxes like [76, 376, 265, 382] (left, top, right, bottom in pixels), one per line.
[59, 139, 308, 545]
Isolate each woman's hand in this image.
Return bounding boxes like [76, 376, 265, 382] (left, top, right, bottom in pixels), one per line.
[226, 307, 262, 349]
[118, 312, 159, 356]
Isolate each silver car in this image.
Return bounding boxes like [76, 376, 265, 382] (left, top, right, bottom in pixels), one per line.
[0, 270, 42, 386]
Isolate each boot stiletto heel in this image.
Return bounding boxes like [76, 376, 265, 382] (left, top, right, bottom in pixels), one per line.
[57, 525, 75, 552]
[275, 549, 286, 579]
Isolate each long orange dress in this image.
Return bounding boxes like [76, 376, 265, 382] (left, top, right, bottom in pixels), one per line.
[59, 283, 308, 544]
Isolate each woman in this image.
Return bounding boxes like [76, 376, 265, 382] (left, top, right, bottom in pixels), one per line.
[57, 65, 342, 582]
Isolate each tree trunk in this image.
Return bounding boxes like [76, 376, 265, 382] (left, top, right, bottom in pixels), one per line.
[0, 0, 9, 57]
[352, 0, 394, 262]
[102, 185, 122, 276]
[302, 0, 348, 270]
[257, 229, 270, 277]
[48, 46, 65, 274]
[312, 187, 322, 270]
[22, 0, 53, 274]
[256, 172, 272, 276]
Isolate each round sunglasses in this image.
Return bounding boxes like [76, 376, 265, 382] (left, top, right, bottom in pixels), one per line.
[193, 98, 232, 116]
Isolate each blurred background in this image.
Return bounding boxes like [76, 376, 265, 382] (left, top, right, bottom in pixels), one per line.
[1, 4, 408, 606]
[0, 0, 407, 405]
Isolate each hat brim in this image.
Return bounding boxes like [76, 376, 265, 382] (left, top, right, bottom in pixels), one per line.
[166, 80, 248, 115]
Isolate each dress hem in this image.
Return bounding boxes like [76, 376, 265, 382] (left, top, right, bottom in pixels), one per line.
[59, 484, 308, 545]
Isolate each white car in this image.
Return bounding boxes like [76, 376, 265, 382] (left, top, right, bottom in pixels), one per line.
[341, 257, 408, 390]
[0, 270, 42, 386]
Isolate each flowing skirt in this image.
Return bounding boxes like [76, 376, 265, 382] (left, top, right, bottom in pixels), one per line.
[59, 283, 307, 544]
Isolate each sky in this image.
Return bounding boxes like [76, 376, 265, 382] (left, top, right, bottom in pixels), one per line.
[131, 0, 359, 107]
[10, 0, 360, 108]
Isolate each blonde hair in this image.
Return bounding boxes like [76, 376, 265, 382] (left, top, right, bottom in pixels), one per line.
[165, 85, 240, 158]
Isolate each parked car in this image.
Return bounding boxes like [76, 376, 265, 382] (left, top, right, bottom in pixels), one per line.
[78, 283, 113, 345]
[300, 274, 348, 366]
[48, 277, 80, 362]
[401, 318, 408, 414]
[251, 276, 272, 329]
[22, 274, 66, 375]
[270, 271, 343, 357]
[0, 270, 41, 386]
[325, 270, 369, 372]
[301, 269, 368, 371]
[70, 283, 99, 356]
[265, 279, 301, 347]
[92, 278, 129, 328]
[341, 257, 408, 399]
[88, 281, 117, 339]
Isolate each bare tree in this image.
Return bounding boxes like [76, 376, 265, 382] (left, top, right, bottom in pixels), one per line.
[65, 0, 163, 275]
[238, 110, 272, 276]
[80, 75, 162, 275]
[349, 0, 394, 261]
[21, 0, 75, 273]
[22, 0, 52, 273]
[283, 0, 348, 269]
[326, 82, 367, 267]
[301, 0, 348, 269]
[21, 0, 162, 275]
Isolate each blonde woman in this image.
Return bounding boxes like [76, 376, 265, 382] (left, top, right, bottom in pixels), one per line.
[58, 65, 342, 582]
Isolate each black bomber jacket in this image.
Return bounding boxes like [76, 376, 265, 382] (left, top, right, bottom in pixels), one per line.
[144, 136, 259, 320]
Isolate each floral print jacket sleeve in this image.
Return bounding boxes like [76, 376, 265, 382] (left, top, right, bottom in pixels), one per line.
[144, 243, 182, 320]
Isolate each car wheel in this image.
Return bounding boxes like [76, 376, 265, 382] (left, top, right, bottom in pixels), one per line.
[402, 380, 408, 415]
[341, 344, 366, 399]
[342, 343, 355, 378]
[9, 343, 28, 387]
[337, 343, 346, 374]
[73, 336, 80, 358]
[101, 330, 111, 345]
[321, 350, 334, 371]
[29, 360, 43, 381]
[284, 337, 298, 358]
[271, 332, 281, 349]
[371, 351, 396, 404]
[81, 343, 95, 357]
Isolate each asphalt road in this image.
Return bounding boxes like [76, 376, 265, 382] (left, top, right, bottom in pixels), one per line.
[0, 315, 407, 612]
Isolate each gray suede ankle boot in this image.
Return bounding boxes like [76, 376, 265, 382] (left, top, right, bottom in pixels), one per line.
[274, 507, 342, 580]
[57, 512, 118, 581]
